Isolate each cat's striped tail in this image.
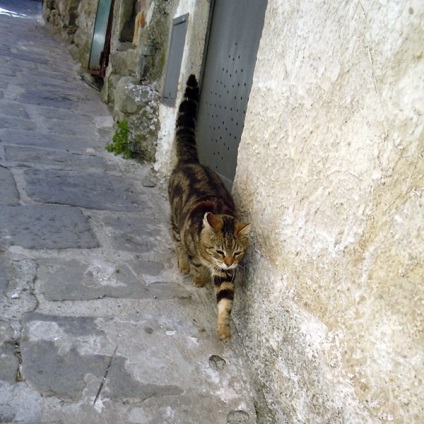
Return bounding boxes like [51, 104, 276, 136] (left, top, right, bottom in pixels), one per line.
[176, 74, 200, 163]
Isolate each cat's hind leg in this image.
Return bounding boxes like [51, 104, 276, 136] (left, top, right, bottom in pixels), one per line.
[176, 243, 190, 275]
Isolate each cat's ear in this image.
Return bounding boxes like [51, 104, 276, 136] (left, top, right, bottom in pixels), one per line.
[236, 222, 251, 235]
[203, 212, 223, 232]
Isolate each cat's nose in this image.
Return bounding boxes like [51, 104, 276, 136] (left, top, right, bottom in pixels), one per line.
[224, 257, 234, 267]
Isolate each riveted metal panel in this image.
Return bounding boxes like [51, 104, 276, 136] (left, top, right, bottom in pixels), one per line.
[197, 0, 267, 188]
[162, 14, 189, 106]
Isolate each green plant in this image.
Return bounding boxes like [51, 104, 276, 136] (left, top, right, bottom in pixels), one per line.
[106, 119, 133, 158]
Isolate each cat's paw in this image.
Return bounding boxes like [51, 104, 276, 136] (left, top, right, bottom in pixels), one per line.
[192, 276, 207, 287]
[178, 261, 190, 275]
[218, 325, 231, 342]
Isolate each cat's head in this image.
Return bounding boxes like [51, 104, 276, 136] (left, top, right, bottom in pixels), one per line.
[201, 212, 250, 270]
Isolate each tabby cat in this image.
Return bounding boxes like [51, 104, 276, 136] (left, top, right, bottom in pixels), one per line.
[168, 74, 250, 341]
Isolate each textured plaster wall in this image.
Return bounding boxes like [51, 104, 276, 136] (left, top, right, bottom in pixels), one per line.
[233, 0, 423, 422]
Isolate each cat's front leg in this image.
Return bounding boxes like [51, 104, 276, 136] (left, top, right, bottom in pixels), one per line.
[192, 263, 209, 287]
[213, 270, 235, 341]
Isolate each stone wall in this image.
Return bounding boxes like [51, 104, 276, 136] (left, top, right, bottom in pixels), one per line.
[43, 0, 174, 162]
[232, 0, 423, 422]
[43, 0, 97, 67]
[42, 0, 80, 43]
[101, 0, 174, 161]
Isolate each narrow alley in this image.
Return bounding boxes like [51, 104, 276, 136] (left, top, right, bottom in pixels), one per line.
[0, 2, 263, 423]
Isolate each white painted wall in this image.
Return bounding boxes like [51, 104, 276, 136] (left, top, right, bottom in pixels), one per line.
[154, 0, 210, 175]
[232, 0, 423, 422]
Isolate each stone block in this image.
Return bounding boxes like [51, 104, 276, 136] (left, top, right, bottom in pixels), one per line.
[112, 77, 160, 161]
[110, 50, 139, 78]
[0, 205, 98, 249]
[0, 129, 104, 153]
[100, 215, 166, 253]
[5, 146, 110, 170]
[0, 166, 20, 206]
[24, 169, 144, 212]
[36, 257, 186, 301]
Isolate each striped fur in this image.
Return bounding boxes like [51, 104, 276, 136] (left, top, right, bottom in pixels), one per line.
[168, 74, 250, 341]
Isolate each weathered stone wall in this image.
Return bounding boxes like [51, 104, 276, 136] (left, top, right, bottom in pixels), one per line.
[101, 0, 174, 161]
[43, 0, 98, 67]
[43, 0, 176, 162]
[233, 0, 423, 422]
[104, 0, 173, 98]
[42, 0, 80, 43]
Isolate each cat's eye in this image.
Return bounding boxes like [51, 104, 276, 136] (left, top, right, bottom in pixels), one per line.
[234, 251, 242, 257]
[216, 249, 225, 256]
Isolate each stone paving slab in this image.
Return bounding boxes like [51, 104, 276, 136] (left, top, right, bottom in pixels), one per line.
[0, 115, 36, 131]
[33, 105, 108, 124]
[17, 89, 79, 110]
[5, 145, 111, 170]
[100, 215, 166, 253]
[37, 117, 100, 139]
[0, 321, 19, 384]
[0, 129, 105, 152]
[0, 166, 19, 205]
[0, 254, 38, 323]
[0, 0, 42, 16]
[0, 101, 29, 118]
[0, 254, 8, 293]
[37, 258, 149, 301]
[21, 311, 255, 423]
[36, 257, 191, 302]
[24, 169, 143, 212]
[0, 205, 99, 249]
[2, 51, 49, 66]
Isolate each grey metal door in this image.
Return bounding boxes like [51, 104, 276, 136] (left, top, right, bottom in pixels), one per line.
[197, 0, 267, 187]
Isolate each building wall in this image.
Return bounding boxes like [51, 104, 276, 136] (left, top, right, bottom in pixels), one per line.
[154, 0, 211, 174]
[43, 0, 81, 43]
[232, 0, 423, 422]
[43, 0, 178, 161]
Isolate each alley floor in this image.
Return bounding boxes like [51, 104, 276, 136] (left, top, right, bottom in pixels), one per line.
[0, 2, 261, 423]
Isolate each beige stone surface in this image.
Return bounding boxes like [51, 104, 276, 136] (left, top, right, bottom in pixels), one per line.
[233, 0, 423, 422]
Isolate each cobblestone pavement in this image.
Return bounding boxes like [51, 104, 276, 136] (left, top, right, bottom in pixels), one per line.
[0, 2, 260, 423]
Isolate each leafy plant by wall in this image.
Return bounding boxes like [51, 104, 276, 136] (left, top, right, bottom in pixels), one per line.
[106, 119, 133, 158]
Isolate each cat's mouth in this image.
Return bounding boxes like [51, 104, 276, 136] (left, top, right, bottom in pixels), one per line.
[219, 263, 238, 270]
